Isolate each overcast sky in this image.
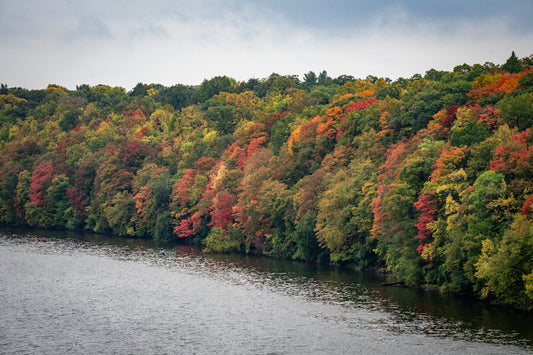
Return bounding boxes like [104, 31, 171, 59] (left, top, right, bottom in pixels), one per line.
[1, 0, 532, 90]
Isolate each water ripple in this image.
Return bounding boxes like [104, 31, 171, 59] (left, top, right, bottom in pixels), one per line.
[1, 229, 532, 354]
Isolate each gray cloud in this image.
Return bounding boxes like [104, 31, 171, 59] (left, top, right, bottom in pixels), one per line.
[62, 16, 113, 42]
[1, 0, 532, 90]
[247, 0, 533, 35]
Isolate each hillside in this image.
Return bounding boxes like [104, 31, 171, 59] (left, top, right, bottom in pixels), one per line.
[1, 53, 533, 309]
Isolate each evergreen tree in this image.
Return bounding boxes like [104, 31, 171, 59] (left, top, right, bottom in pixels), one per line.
[502, 51, 522, 73]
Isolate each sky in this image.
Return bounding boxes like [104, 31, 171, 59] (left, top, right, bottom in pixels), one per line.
[1, 0, 532, 90]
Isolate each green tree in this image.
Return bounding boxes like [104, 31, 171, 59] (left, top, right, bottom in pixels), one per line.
[465, 170, 509, 239]
[44, 175, 72, 227]
[475, 216, 533, 310]
[303, 71, 317, 90]
[316, 159, 377, 268]
[0, 162, 21, 224]
[14, 170, 31, 223]
[130, 82, 150, 97]
[204, 105, 236, 135]
[204, 226, 244, 253]
[502, 51, 522, 73]
[310, 85, 336, 105]
[59, 107, 82, 131]
[291, 211, 323, 262]
[157, 84, 194, 110]
[195, 76, 236, 102]
[497, 93, 533, 131]
[106, 190, 136, 237]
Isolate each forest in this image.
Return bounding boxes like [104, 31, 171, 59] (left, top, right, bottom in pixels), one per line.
[1, 52, 533, 310]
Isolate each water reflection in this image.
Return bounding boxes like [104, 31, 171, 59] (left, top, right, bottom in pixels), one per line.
[1, 227, 532, 352]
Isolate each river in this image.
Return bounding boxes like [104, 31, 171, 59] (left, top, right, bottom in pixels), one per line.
[0, 228, 532, 354]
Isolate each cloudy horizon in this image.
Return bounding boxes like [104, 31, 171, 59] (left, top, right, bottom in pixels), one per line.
[1, 0, 532, 90]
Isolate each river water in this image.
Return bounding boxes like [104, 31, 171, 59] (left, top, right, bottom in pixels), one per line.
[0, 228, 532, 354]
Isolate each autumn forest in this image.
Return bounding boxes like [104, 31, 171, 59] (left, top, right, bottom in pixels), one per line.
[1, 52, 533, 309]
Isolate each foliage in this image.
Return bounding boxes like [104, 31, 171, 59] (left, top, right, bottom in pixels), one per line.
[1, 54, 533, 309]
[475, 216, 533, 310]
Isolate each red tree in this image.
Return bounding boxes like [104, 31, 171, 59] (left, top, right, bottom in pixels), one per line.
[29, 161, 54, 208]
[208, 192, 235, 230]
[491, 128, 533, 178]
[414, 190, 438, 257]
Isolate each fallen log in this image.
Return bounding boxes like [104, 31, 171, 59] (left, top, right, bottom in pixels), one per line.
[381, 281, 405, 287]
